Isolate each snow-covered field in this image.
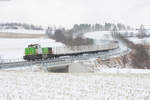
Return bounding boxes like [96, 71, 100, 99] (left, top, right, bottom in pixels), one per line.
[96, 68, 150, 74]
[128, 37, 150, 44]
[85, 30, 150, 44]
[0, 71, 150, 100]
[84, 31, 113, 41]
[0, 29, 45, 34]
[84, 30, 141, 41]
[0, 38, 64, 59]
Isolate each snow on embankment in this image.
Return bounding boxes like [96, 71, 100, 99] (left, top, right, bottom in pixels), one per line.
[0, 71, 150, 100]
[0, 38, 64, 59]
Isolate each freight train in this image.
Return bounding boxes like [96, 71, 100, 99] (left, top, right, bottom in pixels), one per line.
[23, 41, 119, 61]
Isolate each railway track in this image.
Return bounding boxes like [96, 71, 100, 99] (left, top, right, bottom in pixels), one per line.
[0, 48, 130, 69]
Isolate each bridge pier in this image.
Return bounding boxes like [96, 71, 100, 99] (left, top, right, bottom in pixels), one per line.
[45, 65, 69, 73]
[41, 62, 91, 73]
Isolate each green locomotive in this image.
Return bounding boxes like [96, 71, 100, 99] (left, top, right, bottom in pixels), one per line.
[23, 44, 53, 60]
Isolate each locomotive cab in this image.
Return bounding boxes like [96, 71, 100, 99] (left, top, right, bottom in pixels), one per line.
[28, 44, 42, 55]
[23, 44, 53, 61]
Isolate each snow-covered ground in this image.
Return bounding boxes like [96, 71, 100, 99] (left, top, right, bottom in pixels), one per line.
[0, 38, 64, 59]
[84, 31, 113, 41]
[96, 68, 150, 74]
[84, 30, 141, 41]
[0, 71, 150, 100]
[0, 29, 45, 34]
[128, 37, 150, 44]
[84, 30, 150, 45]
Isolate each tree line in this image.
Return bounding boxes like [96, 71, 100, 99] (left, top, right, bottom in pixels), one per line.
[71, 23, 131, 34]
[46, 23, 132, 46]
[0, 22, 43, 30]
[46, 23, 132, 35]
[47, 29, 94, 46]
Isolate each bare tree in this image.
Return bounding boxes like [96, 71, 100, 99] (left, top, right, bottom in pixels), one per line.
[51, 29, 94, 46]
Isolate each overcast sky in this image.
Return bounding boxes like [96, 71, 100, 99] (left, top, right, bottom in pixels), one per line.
[0, 0, 150, 28]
